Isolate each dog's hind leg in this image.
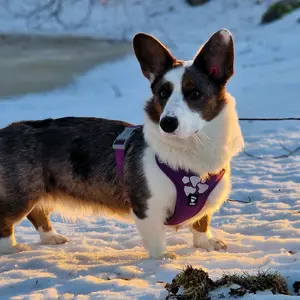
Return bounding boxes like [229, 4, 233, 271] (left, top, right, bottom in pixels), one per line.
[191, 215, 227, 251]
[0, 218, 33, 254]
[0, 200, 36, 254]
[27, 207, 68, 245]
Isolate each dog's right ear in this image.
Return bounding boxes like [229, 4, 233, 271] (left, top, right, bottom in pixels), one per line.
[133, 33, 176, 81]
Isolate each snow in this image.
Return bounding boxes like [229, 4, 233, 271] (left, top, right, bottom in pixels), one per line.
[0, 0, 300, 299]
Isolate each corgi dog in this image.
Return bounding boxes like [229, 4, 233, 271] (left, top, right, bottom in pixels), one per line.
[0, 29, 244, 258]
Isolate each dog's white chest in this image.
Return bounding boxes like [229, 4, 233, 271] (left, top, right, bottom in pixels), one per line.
[142, 147, 177, 221]
[141, 146, 231, 226]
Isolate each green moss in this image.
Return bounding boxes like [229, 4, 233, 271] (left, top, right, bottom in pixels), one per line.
[165, 266, 289, 299]
[261, 0, 300, 24]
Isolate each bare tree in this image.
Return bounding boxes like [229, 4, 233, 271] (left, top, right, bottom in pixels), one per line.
[0, 0, 179, 44]
[0, 0, 96, 30]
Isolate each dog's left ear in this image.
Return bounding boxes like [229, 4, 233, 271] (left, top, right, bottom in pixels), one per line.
[133, 33, 176, 81]
[193, 29, 234, 85]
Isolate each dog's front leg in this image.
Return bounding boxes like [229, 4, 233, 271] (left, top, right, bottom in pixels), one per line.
[191, 215, 227, 251]
[133, 211, 176, 259]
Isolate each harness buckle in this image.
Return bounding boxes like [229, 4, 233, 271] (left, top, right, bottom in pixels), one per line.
[112, 126, 141, 150]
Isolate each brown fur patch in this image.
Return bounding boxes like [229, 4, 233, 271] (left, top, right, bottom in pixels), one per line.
[192, 215, 210, 233]
[0, 218, 14, 238]
[182, 66, 227, 121]
[144, 97, 163, 124]
[145, 62, 183, 124]
[27, 207, 53, 232]
[145, 81, 173, 124]
[0, 199, 36, 238]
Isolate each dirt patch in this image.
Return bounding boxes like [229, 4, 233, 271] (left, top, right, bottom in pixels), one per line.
[0, 34, 132, 98]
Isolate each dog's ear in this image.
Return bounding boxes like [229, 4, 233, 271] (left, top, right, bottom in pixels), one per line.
[193, 29, 234, 85]
[133, 33, 176, 81]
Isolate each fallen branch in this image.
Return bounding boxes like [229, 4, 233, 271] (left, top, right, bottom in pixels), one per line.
[243, 144, 300, 160]
[227, 198, 251, 204]
[239, 117, 300, 121]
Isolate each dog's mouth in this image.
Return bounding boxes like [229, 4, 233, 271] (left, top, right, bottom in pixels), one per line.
[160, 129, 200, 140]
[160, 130, 177, 137]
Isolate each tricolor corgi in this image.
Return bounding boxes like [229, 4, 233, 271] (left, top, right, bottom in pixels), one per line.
[0, 29, 244, 258]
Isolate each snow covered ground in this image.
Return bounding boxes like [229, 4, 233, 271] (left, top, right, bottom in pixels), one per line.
[0, 0, 300, 299]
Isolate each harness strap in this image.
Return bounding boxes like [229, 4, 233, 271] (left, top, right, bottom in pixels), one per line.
[113, 126, 142, 184]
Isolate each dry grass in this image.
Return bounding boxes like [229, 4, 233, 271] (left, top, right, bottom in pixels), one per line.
[165, 265, 289, 300]
[166, 266, 214, 300]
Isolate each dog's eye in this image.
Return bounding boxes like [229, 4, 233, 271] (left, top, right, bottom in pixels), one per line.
[188, 90, 200, 101]
[159, 89, 169, 99]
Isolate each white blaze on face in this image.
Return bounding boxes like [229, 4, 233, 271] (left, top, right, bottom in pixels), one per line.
[160, 62, 207, 139]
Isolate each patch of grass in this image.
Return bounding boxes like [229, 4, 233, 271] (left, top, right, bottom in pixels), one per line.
[261, 0, 300, 24]
[165, 266, 289, 299]
[166, 265, 214, 300]
[215, 270, 289, 295]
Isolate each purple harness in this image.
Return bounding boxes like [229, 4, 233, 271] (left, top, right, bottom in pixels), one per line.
[113, 126, 225, 226]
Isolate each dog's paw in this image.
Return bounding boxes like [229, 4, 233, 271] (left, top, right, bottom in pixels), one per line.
[150, 252, 178, 260]
[193, 232, 227, 251]
[162, 252, 178, 260]
[0, 244, 32, 254]
[43, 234, 68, 245]
[39, 229, 68, 245]
[14, 243, 32, 252]
[0, 236, 32, 254]
[208, 237, 227, 250]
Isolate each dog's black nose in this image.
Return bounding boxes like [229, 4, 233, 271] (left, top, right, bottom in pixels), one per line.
[160, 116, 179, 133]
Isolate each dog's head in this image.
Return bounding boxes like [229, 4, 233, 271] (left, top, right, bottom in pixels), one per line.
[133, 29, 234, 139]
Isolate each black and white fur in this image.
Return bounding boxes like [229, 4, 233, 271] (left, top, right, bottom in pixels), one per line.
[0, 29, 244, 258]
